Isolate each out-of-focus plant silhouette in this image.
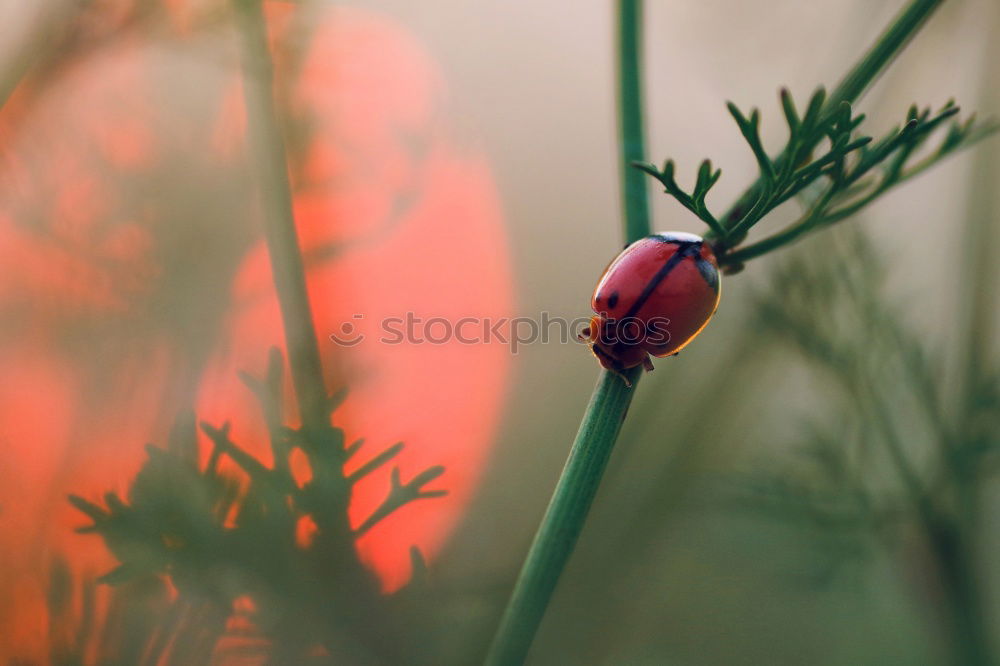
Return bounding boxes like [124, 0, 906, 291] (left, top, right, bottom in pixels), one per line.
[1, 0, 513, 663]
[729, 226, 999, 665]
[65, 348, 444, 664]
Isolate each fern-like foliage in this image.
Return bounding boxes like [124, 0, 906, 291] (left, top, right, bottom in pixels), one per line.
[636, 88, 997, 270]
[725, 229, 1000, 655]
[68, 348, 445, 664]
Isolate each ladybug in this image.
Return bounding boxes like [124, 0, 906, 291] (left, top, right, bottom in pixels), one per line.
[578, 231, 721, 383]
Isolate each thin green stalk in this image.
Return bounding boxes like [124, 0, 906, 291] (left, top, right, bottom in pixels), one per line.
[723, 188, 838, 264]
[485, 2, 649, 664]
[233, 0, 331, 434]
[825, 0, 943, 111]
[485, 367, 642, 666]
[617, 0, 652, 243]
[233, 2, 392, 652]
[232, 0, 362, 571]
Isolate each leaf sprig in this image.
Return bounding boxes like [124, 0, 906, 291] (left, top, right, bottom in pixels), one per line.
[68, 348, 446, 661]
[636, 87, 996, 271]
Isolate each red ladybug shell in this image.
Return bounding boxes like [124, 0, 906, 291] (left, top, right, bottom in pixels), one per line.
[583, 231, 720, 376]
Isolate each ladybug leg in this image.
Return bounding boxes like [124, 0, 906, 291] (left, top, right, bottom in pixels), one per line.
[591, 343, 620, 370]
[608, 364, 633, 387]
[591, 344, 633, 387]
[642, 355, 655, 372]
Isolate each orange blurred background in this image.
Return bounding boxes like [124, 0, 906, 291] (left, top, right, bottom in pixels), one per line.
[0, 2, 512, 659]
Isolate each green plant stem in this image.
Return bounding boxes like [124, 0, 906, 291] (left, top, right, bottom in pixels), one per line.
[232, 0, 363, 575]
[486, 2, 650, 663]
[233, 3, 392, 652]
[232, 0, 331, 433]
[927, 518, 995, 666]
[825, 0, 943, 112]
[485, 367, 642, 666]
[722, 189, 837, 265]
[617, 0, 652, 243]
[718, 0, 944, 235]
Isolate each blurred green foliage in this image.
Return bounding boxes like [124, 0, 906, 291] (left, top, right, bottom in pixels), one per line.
[65, 349, 446, 664]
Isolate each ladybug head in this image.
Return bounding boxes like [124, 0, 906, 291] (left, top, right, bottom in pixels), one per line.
[577, 314, 606, 344]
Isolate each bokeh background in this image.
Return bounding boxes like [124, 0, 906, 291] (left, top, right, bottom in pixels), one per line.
[1, 0, 999, 664]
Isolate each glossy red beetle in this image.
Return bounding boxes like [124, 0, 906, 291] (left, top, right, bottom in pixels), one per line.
[578, 231, 721, 382]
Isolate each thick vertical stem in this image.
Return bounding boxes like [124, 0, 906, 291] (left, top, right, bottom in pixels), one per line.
[232, 0, 330, 433]
[485, 2, 650, 663]
[485, 367, 642, 666]
[232, 1, 371, 626]
[914, 513, 994, 666]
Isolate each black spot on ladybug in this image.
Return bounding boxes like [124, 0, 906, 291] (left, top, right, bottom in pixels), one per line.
[607, 291, 619, 309]
[695, 257, 719, 291]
